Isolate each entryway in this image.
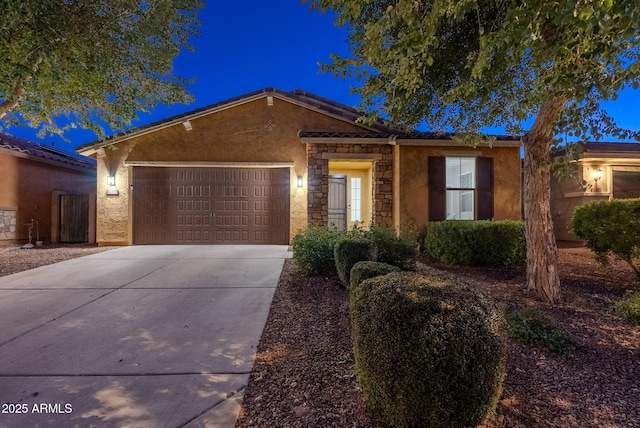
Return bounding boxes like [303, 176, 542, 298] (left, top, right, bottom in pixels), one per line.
[328, 161, 373, 230]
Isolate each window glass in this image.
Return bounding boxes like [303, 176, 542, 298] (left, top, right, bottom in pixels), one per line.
[445, 157, 476, 220]
[350, 177, 361, 222]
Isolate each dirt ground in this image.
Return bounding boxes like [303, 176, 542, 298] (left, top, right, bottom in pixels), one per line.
[236, 246, 640, 428]
[0, 243, 112, 277]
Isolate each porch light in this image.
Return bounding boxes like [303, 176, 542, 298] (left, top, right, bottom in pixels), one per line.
[297, 175, 303, 188]
[593, 168, 603, 181]
[106, 175, 119, 196]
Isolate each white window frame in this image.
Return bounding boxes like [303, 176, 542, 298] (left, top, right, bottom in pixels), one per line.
[445, 157, 476, 220]
[350, 177, 362, 222]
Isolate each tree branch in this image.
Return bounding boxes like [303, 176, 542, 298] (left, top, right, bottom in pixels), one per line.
[0, 49, 44, 120]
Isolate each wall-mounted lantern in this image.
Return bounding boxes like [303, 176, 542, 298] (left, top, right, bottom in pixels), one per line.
[106, 175, 119, 196]
[593, 168, 603, 192]
[297, 175, 303, 188]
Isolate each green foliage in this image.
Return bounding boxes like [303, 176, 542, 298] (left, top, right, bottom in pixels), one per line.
[292, 226, 347, 275]
[506, 307, 577, 353]
[572, 199, 640, 279]
[351, 272, 507, 428]
[306, 0, 640, 142]
[349, 260, 399, 290]
[354, 223, 418, 269]
[334, 238, 377, 287]
[425, 220, 526, 267]
[293, 223, 418, 276]
[0, 0, 204, 137]
[308, 0, 640, 304]
[613, 294, 640, 325]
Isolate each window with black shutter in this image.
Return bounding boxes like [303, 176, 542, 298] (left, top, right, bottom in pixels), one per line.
[428, 156, 494, 221]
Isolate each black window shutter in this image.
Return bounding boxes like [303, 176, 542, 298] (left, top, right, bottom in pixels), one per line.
[477, 157, 494, 220]
[428, 156, 446, 221]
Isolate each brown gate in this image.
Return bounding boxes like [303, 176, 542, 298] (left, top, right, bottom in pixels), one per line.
[60, 195, 89, 243]
[133, 167, 290, 244]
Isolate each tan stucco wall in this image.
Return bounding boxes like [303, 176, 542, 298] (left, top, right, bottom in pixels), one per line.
[551, 164, 612, 242]
[95, 97, 368, 245]
[396, 145, 521, 229]
[0, 153, 95, 244]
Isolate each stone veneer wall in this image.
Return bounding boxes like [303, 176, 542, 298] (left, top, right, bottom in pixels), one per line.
[0, 209, 17, 241]
[306, 143, 393, 226]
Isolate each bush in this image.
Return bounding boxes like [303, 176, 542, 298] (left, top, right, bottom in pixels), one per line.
[292, 223, 419, 276]
[505, 307, 577, 353]
[613, 294, 640, 325]
[334, 239, 377, 287]
[425, 220, 526, 267]
[351, 271, 507, 427]
[292, 226, 346, 275]
[349, 261, 400, 290]
[356, 223, 418, 269]
[572, 198, 640, 279]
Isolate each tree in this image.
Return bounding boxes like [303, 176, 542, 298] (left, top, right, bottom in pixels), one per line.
[307, 0, 640, 304]
[0, 0, 204, 137]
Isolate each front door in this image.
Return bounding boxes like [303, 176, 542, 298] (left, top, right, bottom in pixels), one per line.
[328, 175, 347, 230]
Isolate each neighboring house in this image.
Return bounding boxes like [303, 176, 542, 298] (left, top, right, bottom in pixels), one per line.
[552, 141, 640, 241]
[0, 133, 96, 245]
[75, 88, 522, 246]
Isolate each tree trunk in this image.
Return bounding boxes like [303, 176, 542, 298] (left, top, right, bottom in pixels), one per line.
[522, 97, 566, 304]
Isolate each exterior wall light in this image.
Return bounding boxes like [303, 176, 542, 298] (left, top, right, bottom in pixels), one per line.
[106, 175, 119, 196]
[297, 175, 303, 188]
[593, 168, 603, 181]
[593, 168, 603, 192]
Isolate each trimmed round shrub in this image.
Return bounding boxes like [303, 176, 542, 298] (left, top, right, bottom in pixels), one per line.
[351, 272, 508, 428]
[425, 220, 526, 267]
[349, 261, 400, 290]
[334, 238, 377, 287]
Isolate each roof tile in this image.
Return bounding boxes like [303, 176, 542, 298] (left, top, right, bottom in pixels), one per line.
[0, 132, 95, 171]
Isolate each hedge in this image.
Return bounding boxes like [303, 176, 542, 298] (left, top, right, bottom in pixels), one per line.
[424, 220, 526, 267]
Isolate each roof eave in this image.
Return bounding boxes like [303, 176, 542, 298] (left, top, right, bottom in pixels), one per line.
[0, 146, 96, 173]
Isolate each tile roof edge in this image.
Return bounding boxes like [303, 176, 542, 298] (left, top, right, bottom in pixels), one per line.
[0, 132, 95, 172]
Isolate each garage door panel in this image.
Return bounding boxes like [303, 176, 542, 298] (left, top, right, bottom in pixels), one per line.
[134, 167, 289, 244]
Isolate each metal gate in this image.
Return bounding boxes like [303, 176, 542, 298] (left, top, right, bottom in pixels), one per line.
[60, 195, 89, 243]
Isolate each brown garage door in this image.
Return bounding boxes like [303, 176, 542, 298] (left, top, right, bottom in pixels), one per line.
[133, 167, 290, 244]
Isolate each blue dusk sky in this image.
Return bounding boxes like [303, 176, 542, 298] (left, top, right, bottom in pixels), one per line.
[6, 1, 640, 154]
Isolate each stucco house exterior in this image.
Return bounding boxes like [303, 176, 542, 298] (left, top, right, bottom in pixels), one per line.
[75, 88, 522, 246]
[0, 132, 96, 245]
[551, 141, 640, 241]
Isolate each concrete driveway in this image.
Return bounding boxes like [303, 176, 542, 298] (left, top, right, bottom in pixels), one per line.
[0, 245, 287, 428]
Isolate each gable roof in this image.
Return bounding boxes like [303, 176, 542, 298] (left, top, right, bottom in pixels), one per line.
[0, 132, 96, 172]
[75, 87, 398, 155]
